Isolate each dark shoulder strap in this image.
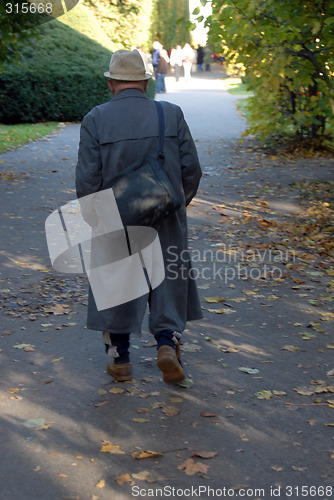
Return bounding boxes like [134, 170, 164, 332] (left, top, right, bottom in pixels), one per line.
[154, 100, 165, 162]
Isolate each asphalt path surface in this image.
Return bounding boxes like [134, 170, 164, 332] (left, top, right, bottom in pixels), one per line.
[0, 69, 333, 500]
[157, 74, 247, 140]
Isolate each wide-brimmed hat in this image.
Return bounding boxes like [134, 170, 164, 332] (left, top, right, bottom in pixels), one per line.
[104, 49, 151, 81]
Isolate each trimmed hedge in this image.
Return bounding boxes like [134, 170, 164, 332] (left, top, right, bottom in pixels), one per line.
[0, 68, 156, 124]
[0, 17, 156, 124]
[0, 69, 108, 123]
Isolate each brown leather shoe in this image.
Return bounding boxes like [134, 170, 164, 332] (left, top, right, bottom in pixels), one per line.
[107, 361, 133, 382]
[157, 345, 185, 384]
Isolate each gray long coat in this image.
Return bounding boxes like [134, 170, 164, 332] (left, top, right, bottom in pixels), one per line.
[76, 88, 202, 335]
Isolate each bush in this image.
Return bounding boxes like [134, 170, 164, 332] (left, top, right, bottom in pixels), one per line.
[0, 15, 156, 124]
[0, 68, 107, 123]
[0, 69, 156, 124]
[206, 0, 334, 147]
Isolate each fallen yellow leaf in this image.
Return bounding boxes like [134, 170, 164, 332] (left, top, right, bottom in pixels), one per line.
[109, 387, 125, 394]
[132, 471, 156, 483]
[281, 345, 300, 351]
[97, 389, 107, 395]
[95, 479, 105, 488]
[131, 450, 163, 459]
[292, 465, 307, 471]
[177, 458, 209, 476]
[208, 308, 236, 314]
[115, 473, 134, 485]
[255, 390, 272, 400]
[100, 441, 125, 455]
[14, 343, 35, 350]
[320, 311, 334, 319]
[44, 304, 69, 315]
[169, 397, 183, 403]
[162, 406, 180, 416]
[272, 466, 283, 472]
[294, 387, 314, 396]
[136, 407, 150, 414]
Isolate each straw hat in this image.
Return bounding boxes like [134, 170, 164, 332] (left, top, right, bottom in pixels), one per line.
[104, 49, 151, 81]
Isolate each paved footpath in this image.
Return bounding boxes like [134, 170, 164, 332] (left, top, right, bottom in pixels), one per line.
[1, 69, 334, 500]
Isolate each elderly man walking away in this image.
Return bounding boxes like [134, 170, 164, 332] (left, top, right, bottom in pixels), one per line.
[76, 49, 202, 385]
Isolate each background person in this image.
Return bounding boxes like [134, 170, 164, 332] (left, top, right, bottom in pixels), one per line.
[204, 46, 212, 71]
[170, 45, 183, 82]
[182, 43, 195, 82]
[197, 45, 204, 72]
[156, 48, 169, 93]
[136, 45, 153, 75]
[152, 40, 162, 79]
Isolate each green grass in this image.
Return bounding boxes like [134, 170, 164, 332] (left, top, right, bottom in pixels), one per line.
[0, 122, 61, 153]
[237, 98, 251, 120]
[222, 78, 252, 96]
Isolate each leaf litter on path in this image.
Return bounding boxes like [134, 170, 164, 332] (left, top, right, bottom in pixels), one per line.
[255, 390, 273, 400]
[162, 406, 180, 416]
[95, 479, 105, 488]
[177, 379, 193, 388]
[201, 411, 218, 417]
[14, 343, 35, 351]
[132, 471, 156, 483]
[131, 450, 163, 460]
[177, 458, 209, 476]
[238, 367, 260, 375]
[100, 441, 125, 455]
[190, 450, 218, 459]
[207, 308, 236, 314]
[23, 418, 48, 430]
[115, 473, 134, 485]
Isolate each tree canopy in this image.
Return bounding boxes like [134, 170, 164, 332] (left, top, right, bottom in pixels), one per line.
[83, 0, 154, 50]
[201, 0, 334, 146]
[149, 0, 191, 50]
[0, 0, 80, 63]
[1, 0, 193, 64]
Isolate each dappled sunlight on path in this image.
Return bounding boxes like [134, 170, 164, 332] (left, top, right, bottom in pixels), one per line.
[164, 72, 229, 92]
[0, 61, 333, 499]
[156, 70, 248, 144]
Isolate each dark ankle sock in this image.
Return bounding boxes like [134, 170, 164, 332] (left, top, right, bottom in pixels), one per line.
[154, 330, 175, 350]
[114, 354, 130, 364]
[108, 333, 130, 363]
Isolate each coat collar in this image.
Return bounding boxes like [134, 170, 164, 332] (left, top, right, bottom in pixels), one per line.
[112, 88, 149, 101]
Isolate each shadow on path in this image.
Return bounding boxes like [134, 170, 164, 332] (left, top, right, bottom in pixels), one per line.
[0, 72, 334, 499]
